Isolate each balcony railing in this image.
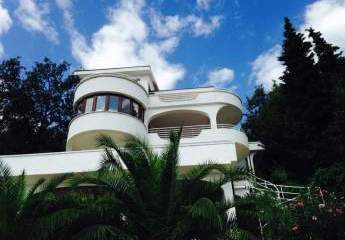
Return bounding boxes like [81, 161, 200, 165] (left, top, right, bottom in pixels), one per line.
[217, 124, 235, 128]
[148, 124, 211, 139]
[217, 123, 246, 133]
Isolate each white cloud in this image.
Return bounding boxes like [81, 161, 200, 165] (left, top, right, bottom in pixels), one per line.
[150, 12, 184, 38]
[250, 0, 345, 91]
[0, 1, 11, 35]
[205, 67, 235, 88]
[0, 1, 12, 57]
[16, 0, 58, 43]
[301, 0, 345, 50]
[187, 15, 222, 37]
[250, 45, 284, 90]
[55, 0, 90, 61]
[197, 0, 212, 10]
[57, 0, 223, 89]
[150, 11, 222, 38]
[57, 0, 184, 89]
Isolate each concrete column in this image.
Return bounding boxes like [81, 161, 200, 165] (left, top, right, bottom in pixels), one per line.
[222, 182, 236, 220]
[248, 152, 256, 174]
[208, 107, 219, 129]
[222, 182, 234, 203]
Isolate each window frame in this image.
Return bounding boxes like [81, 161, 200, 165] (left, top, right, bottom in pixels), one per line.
[95, 95, 106, 112]
[74, 93, 145, 122]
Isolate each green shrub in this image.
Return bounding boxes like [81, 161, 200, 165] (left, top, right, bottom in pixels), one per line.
[270, 168, 289, 184]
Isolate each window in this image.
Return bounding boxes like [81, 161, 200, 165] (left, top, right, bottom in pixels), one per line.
[85, 97, 93, 113]
[131, 101, 139, 117]
[108, 96, 118, 112]
[122, 97, 130, 114]
[76, 100, 85, 114]
[96, 95, 106, 111]
[139, 106, 145, 121]
[75, 94, 144, 122]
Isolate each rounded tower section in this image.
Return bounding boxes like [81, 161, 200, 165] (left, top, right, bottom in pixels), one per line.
[66, 73, 149, 151]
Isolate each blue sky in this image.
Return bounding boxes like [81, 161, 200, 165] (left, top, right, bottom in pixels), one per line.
[0, 0, 345, 101]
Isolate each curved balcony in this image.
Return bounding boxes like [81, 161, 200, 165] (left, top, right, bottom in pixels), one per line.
[148, 87, 243, 125]
[66, 112, 147, 151]
[74, 73, 148, 108]
[148, 125, 249, 164]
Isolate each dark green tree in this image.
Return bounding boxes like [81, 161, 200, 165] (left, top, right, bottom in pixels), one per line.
[278, 18, 320, 177]
[0, 57, 78, 154]
[307, 28, 345, 167]
[243, 18, 345, 181]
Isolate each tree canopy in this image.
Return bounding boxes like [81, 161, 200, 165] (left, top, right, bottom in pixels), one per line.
[0, 57, 78, 155]
[243, 18, 345, 181]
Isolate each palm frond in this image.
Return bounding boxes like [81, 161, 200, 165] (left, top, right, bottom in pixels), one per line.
[159, 129, 182, 223]
[69, 172, 132, 201]
[31, 208, 83, 240]
[39, 173, 73, 193]
[182, 162, 226, 181]
[72, 225, 132, 240]
[99, 148, 123, 175]
[26, 178, 46, 199]
[96, 135, 137, 180]
[0, 160, 13, 181]
[188, 197, 224, 231]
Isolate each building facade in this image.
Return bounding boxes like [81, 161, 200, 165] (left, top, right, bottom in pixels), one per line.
[1, 66, 262, 198]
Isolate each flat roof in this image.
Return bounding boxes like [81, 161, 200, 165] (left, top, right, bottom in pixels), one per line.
[73, 65, 159, 91]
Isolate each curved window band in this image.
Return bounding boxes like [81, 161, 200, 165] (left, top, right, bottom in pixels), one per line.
[75, 94, 145, 122]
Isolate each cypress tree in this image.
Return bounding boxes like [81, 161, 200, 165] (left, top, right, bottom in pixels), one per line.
[277, 18, 319, 177]
[244, 18, 345, 181]
[308, 29, 345, 167]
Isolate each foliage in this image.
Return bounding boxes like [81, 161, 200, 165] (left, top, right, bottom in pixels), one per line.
[288, 188, 345, 240]
[242, 18, 345, 181]
[311, 162, 345, 195]
[236, 192, 296, 239]
[270, 168, 289, 184]
[0, 160, 71, 240]
[0, 57, 78, 154]
[28, 131, 245, 240]
[237, 178, 345, 239]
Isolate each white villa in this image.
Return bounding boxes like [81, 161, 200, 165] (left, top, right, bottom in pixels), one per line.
[0, 66, 263, 201]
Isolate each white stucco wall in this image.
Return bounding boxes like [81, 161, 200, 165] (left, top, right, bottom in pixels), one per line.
[74, 74, 148, 107]
[67, 112, 147, 150]
[0, 150, 103, 176]
[1, 143, 236, 177]
[147, 88, 242, 127]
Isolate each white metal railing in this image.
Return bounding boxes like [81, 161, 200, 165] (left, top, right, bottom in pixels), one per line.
[217, 123, 246, 133]
[217, 124, 235, 129]
[246, 173, 310, 203]
[148, 124, 211, 139]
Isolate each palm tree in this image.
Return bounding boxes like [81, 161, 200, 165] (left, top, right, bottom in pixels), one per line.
[60, 131, 246, 240]
[0, 160, 71, 240]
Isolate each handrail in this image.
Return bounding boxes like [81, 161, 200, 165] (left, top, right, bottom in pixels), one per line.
[217, 123, 246, 133]
[217, 124, 235, 128]
[246, 173, 309, 202]
[149, 124, 211, 131]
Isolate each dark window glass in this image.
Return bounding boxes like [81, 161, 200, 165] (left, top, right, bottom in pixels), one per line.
[122, 97, 130, 114]
[96, 95, 106, 111]
[77, 100, 85, 114]
[109, 96, 118, 112]
[139, 106, 144, 122]
[85, 97, 93, 113]
[131, 101, 139, 117]
[76, 94, 144, 120]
